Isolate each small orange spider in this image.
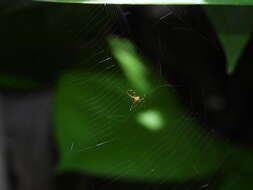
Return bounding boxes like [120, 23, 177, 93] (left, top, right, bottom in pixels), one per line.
[126, 90, 144, 111]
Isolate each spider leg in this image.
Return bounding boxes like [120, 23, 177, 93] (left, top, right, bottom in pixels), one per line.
[129, 101, 136, 111]
[126, 90, 136, 98]
[128, 89, 135, 94]
[130, 100, 144, 111]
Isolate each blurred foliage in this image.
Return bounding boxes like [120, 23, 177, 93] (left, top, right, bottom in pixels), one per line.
[31, 0, 253, 75]
[55, 37, 253, 185]
[108, 37, 152, 94]
[1, 1, 253, 189]
[205, 6, 253, 73]
[220, 174, 253, 190]
[0, 4, 116, 88]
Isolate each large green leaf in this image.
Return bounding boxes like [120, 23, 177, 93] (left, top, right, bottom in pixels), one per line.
[205, 6, 253, 74]
[54, 37, 253, 182]
[220, 174, 253, 190]
[34, 0, 253, 5]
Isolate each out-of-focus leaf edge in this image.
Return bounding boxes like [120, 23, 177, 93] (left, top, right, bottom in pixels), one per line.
[33, 0, 253, 5]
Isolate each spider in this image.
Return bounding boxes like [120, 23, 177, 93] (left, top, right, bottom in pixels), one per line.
[126, 90, 145, 111]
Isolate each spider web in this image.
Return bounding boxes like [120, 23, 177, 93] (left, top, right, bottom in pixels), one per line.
[53, 5, 253, 190]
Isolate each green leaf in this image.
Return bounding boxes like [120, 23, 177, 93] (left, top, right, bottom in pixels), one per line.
[34, 0, 253, 5]
[218, 144, 253, 189]
[54, 37, 246, 182]
[108, 37, 152, 94]
[220, 174, 253, 190]
[205, 6, 253, 74]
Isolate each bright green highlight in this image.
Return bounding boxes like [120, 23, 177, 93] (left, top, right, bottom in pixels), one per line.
[137, 110, 164, 131]
[34, 0, 253, 5]
[109, 37, 151, 94]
